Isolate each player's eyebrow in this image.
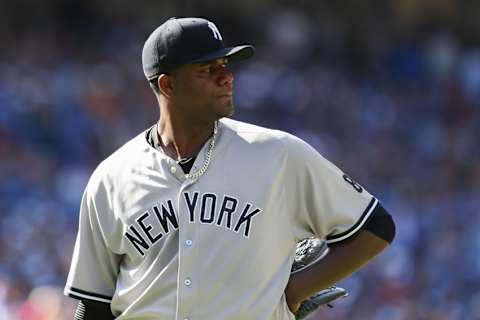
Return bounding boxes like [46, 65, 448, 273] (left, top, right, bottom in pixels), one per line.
[196, 58, 228, 67]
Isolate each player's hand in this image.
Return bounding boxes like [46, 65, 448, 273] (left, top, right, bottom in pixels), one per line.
[287, 237, 327, 313]
[288, 238, 349, 319]
[284, 284, 301, 313]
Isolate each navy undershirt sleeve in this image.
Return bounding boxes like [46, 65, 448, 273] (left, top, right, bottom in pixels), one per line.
[362, 203, 395, 243]
[73, 300, 114, 320]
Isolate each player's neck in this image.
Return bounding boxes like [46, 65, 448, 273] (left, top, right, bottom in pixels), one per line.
[157, 115, 216, 160]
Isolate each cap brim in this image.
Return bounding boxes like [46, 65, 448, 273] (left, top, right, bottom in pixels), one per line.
[190, 45, 255, 64]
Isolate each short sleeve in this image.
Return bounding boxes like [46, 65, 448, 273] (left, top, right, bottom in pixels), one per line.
[64, 173, 122, 303]
[284, 134, 378, 244]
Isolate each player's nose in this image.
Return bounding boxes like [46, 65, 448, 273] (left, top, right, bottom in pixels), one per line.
[217, 67, 234, 87]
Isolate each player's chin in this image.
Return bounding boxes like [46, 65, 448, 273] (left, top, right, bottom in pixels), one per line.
[215, 99, 235, 118]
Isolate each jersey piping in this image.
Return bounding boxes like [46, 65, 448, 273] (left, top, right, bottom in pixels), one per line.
[65, 286, 113, 304]
[325, 197, 378, 244]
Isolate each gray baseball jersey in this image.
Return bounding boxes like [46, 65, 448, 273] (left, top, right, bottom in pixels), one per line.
[64, 118, 378, 320]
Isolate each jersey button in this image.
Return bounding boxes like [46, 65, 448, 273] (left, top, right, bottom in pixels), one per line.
[170, 166, 177, 174]
[186, 240, 193, 246]
[184, 278, 192, 286]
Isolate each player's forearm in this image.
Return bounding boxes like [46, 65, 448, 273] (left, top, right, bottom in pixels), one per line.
[285, 230, 389, 309]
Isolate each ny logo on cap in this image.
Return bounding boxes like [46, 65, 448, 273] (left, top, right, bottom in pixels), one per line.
[207, 22, 222, 40]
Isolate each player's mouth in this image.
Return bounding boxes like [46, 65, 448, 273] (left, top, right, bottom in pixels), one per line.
[216, 94, 233, 99]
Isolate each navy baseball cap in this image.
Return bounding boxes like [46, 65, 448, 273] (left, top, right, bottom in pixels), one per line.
[142, 17, 255, 80]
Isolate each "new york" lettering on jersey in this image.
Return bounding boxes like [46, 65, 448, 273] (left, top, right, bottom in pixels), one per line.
[124, 192, 263, 256]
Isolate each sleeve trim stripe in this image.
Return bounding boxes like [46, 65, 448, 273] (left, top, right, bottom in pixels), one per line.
[69, 286, 113, 300]
[67, 292, 112, 304]
[325, 197, 378, 244]
[64, 286, 112, 303]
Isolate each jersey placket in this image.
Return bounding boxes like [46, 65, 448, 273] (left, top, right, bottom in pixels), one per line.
[175, 180, 197, 320]
[174, 155, 206, 320]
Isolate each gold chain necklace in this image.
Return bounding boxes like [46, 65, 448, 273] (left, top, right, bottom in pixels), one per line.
[185, 121, 218, 180]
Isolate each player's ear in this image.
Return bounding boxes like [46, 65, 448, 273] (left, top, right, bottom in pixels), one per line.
[158, 74, 175, 97]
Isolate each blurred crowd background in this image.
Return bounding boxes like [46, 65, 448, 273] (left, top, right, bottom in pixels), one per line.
[1, 0, 480, 319]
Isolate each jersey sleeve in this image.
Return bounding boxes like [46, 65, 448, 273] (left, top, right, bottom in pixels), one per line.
[64, 170, 122, 303]
[284, 134, 379, 244]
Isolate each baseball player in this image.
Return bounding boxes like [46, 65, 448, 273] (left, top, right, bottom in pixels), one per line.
[64, 17, 395, 319]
